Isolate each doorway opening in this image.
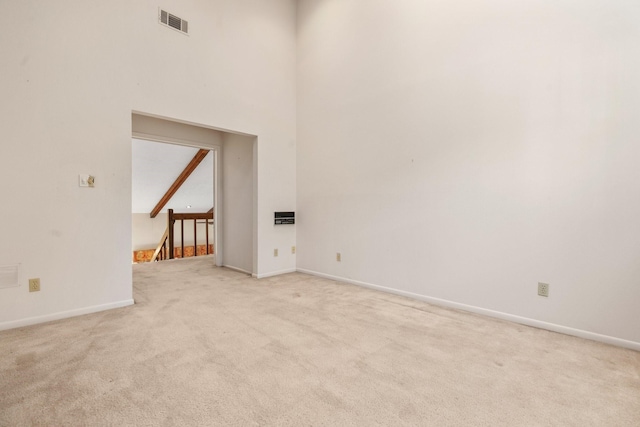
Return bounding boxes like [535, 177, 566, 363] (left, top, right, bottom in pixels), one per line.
[131, 139, 215, 263]
[131, 112, 257, 275]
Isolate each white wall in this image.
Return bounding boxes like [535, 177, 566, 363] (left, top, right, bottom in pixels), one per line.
[220, 132, 297, 276]
[132, 213, 169, 251]
[297, 0, 640, 346]
[0, 0, 296, 329]
[221, 134, 255, 273]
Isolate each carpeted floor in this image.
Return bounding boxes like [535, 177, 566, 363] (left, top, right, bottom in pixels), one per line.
[1, 257, 639, 426]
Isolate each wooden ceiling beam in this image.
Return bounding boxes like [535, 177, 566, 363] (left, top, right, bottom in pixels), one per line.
[150, 149, 210, 218]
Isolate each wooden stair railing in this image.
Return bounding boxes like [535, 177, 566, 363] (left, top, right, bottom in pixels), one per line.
[168, 208, 214, 260]
[150, 227, 169, 262]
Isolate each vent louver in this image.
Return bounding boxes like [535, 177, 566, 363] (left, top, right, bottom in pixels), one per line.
[159, 9, 188, 35]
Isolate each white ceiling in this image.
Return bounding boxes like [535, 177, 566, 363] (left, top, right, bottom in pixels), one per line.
[131, 138, 214, 214]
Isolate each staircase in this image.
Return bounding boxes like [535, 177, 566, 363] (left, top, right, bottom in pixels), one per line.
[133, 208, 214, 263]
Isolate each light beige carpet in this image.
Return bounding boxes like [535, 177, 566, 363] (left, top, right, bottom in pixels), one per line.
[1, 257, 639, 426]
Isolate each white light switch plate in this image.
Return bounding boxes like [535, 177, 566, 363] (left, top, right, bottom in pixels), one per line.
[79, 174, 94, 187]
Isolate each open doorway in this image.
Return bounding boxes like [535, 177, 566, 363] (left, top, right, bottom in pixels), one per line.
[131, 139, 215, 263]
[131, 112, 257, 275]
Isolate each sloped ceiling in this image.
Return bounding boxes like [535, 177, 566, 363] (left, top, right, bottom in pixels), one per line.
[132, 138, 214, 214]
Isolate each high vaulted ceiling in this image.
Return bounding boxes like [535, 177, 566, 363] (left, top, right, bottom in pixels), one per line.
[131, 139, 213, 214]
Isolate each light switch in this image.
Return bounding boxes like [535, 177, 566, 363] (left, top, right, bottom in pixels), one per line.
[79, 174, 95, 187]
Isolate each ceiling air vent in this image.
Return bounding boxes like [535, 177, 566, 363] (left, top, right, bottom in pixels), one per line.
[159, 9, 188, 35]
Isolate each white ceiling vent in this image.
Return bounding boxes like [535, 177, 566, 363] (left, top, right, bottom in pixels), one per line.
[159, 9, 189, 35]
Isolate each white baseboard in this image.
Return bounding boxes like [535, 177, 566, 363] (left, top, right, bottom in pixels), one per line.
[223, 264, 253, 275]
[254, 268, 297, 279]
[0, 299, 135, 332]
[297, 268, 640, 352]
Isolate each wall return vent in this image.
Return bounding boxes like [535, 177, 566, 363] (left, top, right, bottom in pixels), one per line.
[159, 9, 189, 35]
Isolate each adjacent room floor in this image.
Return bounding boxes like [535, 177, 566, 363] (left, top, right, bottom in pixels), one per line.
[1, 257, 639, 426]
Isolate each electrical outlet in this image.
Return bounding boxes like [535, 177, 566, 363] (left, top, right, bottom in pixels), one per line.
[538, 282, 549, 297]
[291, 246, 296, 254]
[274, 248, 278, 257]
[29, 278, 41, 292]
[336, 252, 341, 262]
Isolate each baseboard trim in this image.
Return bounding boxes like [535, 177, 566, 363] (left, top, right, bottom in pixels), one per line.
[254, 268, 297, 279]
[223, 265, 253, 275]
[0, 299, 135, 332]
[297, 268, 640, 352]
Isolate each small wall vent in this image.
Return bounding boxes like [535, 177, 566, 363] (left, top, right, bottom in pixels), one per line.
[159, 9, 188, 35]
[0, 264, 19, 289]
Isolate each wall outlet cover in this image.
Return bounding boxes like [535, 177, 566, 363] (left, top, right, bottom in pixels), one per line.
[29, 278, 41, 292]
[538, 282, 549, 297]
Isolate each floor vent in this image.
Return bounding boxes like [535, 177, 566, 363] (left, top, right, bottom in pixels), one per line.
[159, 9, 188, 35]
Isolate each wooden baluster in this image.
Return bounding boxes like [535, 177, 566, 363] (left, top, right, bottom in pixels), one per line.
[181, 219, 184, 258]
[168, 209, 175, 259]
[205, 219, 209, 255]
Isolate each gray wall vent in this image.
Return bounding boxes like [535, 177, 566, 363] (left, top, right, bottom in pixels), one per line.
[159, 9, 188, 35]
